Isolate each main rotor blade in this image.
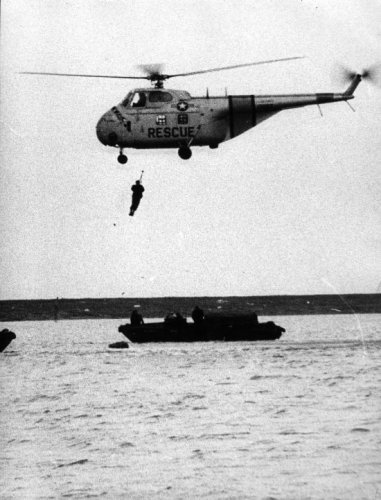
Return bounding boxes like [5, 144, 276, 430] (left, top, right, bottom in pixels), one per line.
[19, 71, 145, 79]
[166, 56, 304, 78]
[20, 56, 304, 82]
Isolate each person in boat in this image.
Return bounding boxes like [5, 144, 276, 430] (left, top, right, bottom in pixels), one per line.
[191, 306, 205, 324]
[130, 309, 144, 326]
[129, 180, 145, 216]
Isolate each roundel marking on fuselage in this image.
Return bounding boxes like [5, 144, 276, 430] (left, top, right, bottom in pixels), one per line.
[177, 101, 189, 112]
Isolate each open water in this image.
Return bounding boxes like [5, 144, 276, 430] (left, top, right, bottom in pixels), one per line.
[1, 314, 380, 499]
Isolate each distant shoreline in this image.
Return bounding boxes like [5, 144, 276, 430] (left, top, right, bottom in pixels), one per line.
[0, 294, 380, 322]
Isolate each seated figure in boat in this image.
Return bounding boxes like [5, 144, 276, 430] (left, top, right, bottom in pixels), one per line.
[191, 306, 205, 324]
[130, 309, 144, 326]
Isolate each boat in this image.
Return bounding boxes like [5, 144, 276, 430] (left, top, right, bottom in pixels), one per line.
[108, 341, 129, 349]
[0, 329, 16, 352]
[118, 313, 285, 343]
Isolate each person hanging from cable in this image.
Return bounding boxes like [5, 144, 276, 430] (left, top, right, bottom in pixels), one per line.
[129, 171, 145, 216]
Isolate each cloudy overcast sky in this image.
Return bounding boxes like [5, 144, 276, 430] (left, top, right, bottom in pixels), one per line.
[1, 0, 380, 299]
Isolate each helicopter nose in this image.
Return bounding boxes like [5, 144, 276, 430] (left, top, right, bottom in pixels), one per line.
[96, 111, 118, 146]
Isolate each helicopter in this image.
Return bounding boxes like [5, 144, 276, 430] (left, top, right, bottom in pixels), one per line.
[21, 58, 379, 164]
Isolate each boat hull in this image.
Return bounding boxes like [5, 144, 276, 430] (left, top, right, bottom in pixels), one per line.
[118, 317, 285, 343]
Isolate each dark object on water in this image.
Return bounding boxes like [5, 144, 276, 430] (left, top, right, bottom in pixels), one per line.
[0, 329, 16, 352]
[108, 341, 130, 349]
[118, 313, 285, 343]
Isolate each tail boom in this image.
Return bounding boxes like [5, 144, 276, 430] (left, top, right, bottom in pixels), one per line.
[255, 74, 361, 111]
[255, 92, 351, 112]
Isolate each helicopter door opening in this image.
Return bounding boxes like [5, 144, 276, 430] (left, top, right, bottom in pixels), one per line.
[131, 92, 146, 107]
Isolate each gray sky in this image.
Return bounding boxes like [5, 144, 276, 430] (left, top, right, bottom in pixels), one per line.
[1, 0, 380, 299]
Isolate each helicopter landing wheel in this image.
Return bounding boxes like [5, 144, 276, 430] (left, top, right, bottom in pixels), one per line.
[117, 153, 128, 164]
[178, 147, 192, 160]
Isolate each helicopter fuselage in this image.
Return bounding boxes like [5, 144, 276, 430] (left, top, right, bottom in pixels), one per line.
[20, 59, 366, 162]
[95, 81, 358, 161]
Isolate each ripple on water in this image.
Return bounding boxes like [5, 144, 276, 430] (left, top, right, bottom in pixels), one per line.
[57, 459, 89, 468]
[120, 442, 135, 448]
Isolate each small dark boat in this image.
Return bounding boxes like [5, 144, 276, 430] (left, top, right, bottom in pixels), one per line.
[0, 329, 16, 352]
[118, 314, 285, 343]
[109, 341, 129, 349]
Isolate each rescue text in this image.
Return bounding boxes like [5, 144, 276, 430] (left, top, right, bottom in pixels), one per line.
[147, 126, 195, 138]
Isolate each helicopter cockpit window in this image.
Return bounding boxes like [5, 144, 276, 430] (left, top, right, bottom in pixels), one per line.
[148, 91, 173, 103]
[131, 92, 146, 107]
[122, 92, 133, 107]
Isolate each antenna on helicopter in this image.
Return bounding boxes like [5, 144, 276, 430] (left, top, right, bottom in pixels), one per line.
[345, 101, 356, 112]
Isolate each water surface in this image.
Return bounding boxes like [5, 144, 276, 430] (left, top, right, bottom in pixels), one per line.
[1, 314, 380, 499]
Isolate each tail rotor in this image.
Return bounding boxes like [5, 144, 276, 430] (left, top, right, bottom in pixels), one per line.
[333, 62, 381, 89]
